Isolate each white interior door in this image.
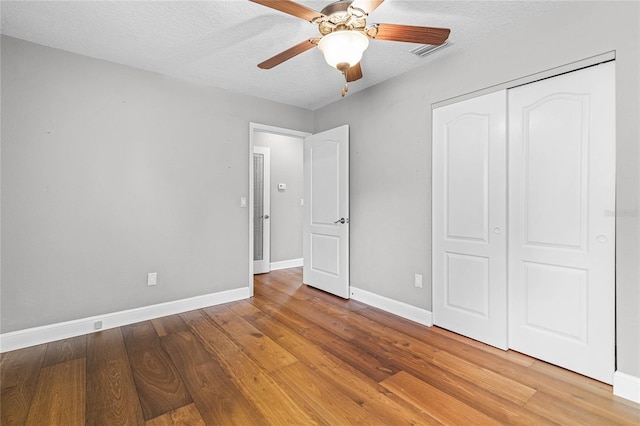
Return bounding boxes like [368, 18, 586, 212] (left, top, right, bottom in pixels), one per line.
[508, 62, 616, 384]
[432, 90, 508, 349]
[253, 146, 271, 274]
[303, 125, 349, 298]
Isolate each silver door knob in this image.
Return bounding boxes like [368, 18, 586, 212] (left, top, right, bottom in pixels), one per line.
[334, 218, 348, 224]
[264, 214, 270, 219]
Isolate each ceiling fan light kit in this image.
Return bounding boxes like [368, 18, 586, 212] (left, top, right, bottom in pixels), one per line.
[250, 0, 451, 97]
[318, 30, 369, 70]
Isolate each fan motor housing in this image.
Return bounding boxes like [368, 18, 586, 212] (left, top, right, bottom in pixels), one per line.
[318, 0, 367, 35]
[320, 0, 352, 16]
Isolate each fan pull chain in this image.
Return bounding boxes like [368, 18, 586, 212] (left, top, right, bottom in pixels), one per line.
[341, 69, 349, 97]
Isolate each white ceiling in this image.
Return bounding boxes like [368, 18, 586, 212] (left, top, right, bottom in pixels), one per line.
[1, 0, 566, 110]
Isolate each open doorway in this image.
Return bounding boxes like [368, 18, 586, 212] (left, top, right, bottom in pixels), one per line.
[249, 123, 310, 295]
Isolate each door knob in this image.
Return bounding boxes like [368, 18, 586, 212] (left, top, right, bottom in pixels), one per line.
[264, 214, 270, 219]
[334, 218, 348, 224]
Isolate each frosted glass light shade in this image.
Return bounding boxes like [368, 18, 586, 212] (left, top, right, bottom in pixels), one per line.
[318, 30, 369, 69]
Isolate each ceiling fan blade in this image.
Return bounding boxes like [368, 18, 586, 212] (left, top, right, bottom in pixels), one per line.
[350, 0, 385, 15]
[249, 0, 324, 22]
[372, 23, 450, 45]
[346, 62, 363, 82]
[258, 38, 320, 69]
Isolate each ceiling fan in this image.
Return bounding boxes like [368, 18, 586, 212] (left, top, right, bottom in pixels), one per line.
[250, 0, 451, 96]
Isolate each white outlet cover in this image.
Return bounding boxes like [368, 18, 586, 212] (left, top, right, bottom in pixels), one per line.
[414, 274, 423, 288]
[148, 272, 157, 286]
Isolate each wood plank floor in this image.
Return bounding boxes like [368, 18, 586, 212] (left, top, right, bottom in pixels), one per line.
[2, 267, 639, 425]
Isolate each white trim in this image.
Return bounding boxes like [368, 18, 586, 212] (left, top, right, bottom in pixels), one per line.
[250, 123, 311, 139]
[613, 371, 640, 403]
[350, 286, 433, 327]
[249, 122, 310, 297]
[270, 258, 303, 271]
[433, 51, 615, 109]
[0, 287, 249, 353]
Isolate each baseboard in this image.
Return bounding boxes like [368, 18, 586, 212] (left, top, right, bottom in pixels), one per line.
[613, 371, 640, 403]
[270, 258, 303, 271]
[350, 286, 433, 327]
[0, 286, 250, 353]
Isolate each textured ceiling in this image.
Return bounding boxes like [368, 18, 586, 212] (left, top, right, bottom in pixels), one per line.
[1, 0, 565, 110]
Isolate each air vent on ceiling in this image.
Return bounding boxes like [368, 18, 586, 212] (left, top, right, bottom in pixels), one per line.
[410, 41, 451, 57]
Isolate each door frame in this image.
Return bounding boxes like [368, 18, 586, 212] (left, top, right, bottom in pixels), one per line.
[249, 123, 310, 296]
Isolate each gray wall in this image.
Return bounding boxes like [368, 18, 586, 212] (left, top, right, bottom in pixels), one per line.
[314, 1, 640, 377]
[254, 132, 304, 263]
[0, 36, 313, 332]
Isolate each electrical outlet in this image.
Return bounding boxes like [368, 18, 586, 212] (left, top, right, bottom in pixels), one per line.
[414, 273, 423, 288]
[148, 272, 157, 286]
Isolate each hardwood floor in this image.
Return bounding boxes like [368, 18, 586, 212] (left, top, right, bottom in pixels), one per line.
[2, 267, 639, 425]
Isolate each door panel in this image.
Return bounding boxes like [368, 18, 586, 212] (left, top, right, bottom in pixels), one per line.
[446, 115, 491, 241]
[433, 90, 508, 349]
[310, 142, 340, 224]
[303, 125, 349, 298]
[523, 95, 588, 249]
[253, 146, 271, 274]
[521, 261, 588, 342]
[445, 253, 490, 317]
[311, 234, 340, 276]
[508, 62, 615, 384]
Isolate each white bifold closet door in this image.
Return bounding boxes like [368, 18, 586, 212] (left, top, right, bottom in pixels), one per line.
[508, 62, 615, 384]
[432, 90, 508, 350]
[433, 62, 616, 384]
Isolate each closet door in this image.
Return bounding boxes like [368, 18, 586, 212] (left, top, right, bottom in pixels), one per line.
[508, 62, 615, 384]
[432, 90, 508, 349]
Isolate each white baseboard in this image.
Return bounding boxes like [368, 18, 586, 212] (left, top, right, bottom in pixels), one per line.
[350, 286, 433, 327]
[613, 370, 640, 403]
[0, 287, 250, 353]
[270, 258, 303, 271]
